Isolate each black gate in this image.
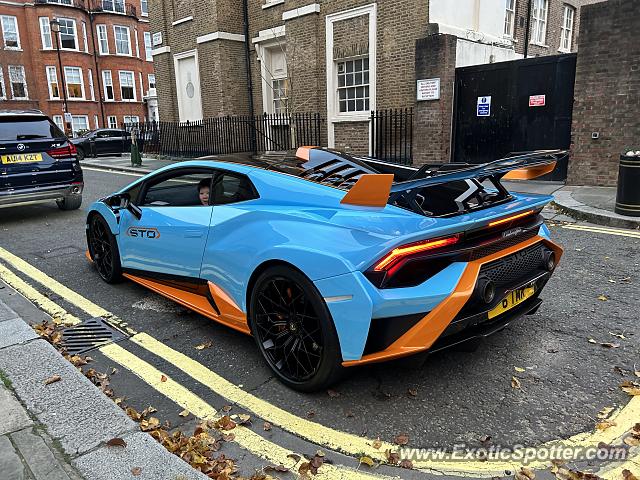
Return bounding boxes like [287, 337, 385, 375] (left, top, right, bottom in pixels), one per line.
[452, 53, 576, 180]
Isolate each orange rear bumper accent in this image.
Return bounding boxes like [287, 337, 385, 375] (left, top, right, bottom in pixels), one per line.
[342, 236, 563, 367]
[123, 273, 250, 335]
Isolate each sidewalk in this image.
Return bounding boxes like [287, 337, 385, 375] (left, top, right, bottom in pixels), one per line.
[83, 155, 640, 229]
[0, 287, 206, 480]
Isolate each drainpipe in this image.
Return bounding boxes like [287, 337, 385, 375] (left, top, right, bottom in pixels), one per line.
[523, 0, 533, 58]
[242, 0, 257, 153]
[87, 9, 106, 127]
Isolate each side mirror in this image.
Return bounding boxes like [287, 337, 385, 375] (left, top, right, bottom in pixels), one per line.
[109, 193, 142, 220]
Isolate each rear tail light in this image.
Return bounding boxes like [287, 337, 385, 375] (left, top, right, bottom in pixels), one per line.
[488, 210, 534, 227]
[47, 143, 77, 159]
[373, 234, 460, 272]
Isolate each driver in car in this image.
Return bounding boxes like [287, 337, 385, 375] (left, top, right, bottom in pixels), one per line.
[198, 178, 210, 206]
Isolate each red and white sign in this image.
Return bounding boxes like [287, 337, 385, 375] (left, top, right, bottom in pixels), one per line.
[529, 95, 546, 107]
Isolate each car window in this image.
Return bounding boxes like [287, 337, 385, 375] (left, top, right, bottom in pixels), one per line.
[211, 173, 258, 205]
[141, 171, 215, 207]
[0, 116, 65, 141]
[96, 131, 111, 138]
[109, 130, 124, 138]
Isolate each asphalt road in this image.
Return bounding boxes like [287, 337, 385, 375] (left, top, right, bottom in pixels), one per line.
[1, 165, 639, 475]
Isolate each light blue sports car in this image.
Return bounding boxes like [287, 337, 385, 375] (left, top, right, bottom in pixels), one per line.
[86, 147, 564, 391]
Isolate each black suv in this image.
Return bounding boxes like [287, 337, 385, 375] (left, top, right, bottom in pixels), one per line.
[70, 128, 131, 160]
[0, 110, 83, 210]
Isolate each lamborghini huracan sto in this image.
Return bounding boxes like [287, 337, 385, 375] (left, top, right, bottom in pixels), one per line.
[86, 147, 564, 391]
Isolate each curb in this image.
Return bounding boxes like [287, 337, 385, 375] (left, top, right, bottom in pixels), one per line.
[81, 162, 156, 175]
[0, 291, 207, 480]
[552, 189, 640, 230]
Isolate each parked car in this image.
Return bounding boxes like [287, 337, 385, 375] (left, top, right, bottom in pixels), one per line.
[85, 147, 564, 391]
[70, 128, 132, 160]
[0, 109, 83, 210]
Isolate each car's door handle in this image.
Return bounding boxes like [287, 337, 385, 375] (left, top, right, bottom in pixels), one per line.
[184, 230, 203, 238]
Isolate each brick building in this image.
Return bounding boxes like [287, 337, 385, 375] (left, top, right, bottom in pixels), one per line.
[150, 0, 599, 157]
[0, 0, 156, 135]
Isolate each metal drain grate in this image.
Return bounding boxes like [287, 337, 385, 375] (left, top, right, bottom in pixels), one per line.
[61, 317, 128, 354]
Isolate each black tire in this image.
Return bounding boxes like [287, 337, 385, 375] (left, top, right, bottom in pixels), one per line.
[87, 214, 122, 283]
[76, 147, 85, 161]
[248, 265, 344, 392]
[56, 195, 82, 210]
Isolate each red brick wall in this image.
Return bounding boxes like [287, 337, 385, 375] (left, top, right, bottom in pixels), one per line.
[568, 0, 640, 186]
[0, 0, 154, 130]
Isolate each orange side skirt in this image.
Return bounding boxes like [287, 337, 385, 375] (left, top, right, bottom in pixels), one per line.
[342, 236, 563, 367]
[122, 273, 251, 335]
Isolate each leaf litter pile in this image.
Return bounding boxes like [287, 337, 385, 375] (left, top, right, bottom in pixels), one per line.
[33, 319, 315, 479]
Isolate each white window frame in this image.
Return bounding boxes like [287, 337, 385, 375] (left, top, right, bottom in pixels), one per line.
[138, 71, 144, 99]
[39, 17, 52, 50]
[143, 31, 153, 61]
[8, 65, 28, 99]
[0, 66, 6, 100]
[559, 5, 575, 53]
[82, 21, 88, 52]
[46, 66, 60, 99]
[58, 18, 78, 51]
[71, 115, 89, 137]
[531, 0, 548, 46]
[94, 114, 99, 129]
[108, 115, 118, 128]
[118, 70, 136, 102]
[325, 3, 377, 149]
[140, 0, 148, 16]
[88, 69, 95, 100]
[1, 15, 20, 50]
[53, 115, 64, 131]
[64, 66, 85, 100]
[336, 57, 370, 114]
[113, 25, 131, 56]
[102, 70, 114, 100]
[96, 24, 109, 54]
[504, 0, 516, 38]
[123, 115, 139, 126]
[148, 73, 156, 89]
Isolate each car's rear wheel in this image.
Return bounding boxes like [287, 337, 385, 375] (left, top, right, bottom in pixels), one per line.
[56, 195, 82, 210]
[87, 214, 122, 283]
[249, 266, 343, 392]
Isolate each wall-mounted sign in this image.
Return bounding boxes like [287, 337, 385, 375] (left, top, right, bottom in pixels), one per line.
[63, 112, 73, 123]
[416, 78, 440, 101]
[152, 32, 163, 47]
[529, 94, 546, 107]
[477, 96, 491, 116]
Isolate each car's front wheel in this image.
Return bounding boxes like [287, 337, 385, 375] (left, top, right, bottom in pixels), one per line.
[248, 265, 343, 392]
[87, 214, 122, 283]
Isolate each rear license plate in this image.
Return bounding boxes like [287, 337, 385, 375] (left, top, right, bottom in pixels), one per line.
[1, 153, 43, 164]
[488, 284, 535, 319]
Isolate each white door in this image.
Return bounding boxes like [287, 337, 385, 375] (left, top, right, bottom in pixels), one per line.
[175, 52, 203, 122]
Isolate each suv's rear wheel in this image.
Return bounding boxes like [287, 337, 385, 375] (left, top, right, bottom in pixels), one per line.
[56, 195, 82, 210]
[87, 214, 122, 283]
[248, 266, 343, 392]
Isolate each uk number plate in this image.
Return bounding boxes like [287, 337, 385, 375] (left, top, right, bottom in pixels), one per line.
[488, 285, 535, 319]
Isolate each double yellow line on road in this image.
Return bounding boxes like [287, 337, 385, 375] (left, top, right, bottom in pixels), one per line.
[560, 224, 640, 239]
[0, 244, 638, 478]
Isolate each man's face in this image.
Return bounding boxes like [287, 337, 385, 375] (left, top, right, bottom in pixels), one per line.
[199, 186, 210, 206]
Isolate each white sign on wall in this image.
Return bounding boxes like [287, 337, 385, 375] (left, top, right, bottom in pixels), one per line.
[477, 96, 491, 116]
[152, 32, 163, 46]
[417, 78, 441, 101]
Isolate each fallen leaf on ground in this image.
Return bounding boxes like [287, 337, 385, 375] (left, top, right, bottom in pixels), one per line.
[236, 413, 251, 425]
[385, 450, 400, 464]
[621, 381, 640, 396]
[597, 407, 614, 419]
[623, 436, 640, 447]
[221, 405, 232, 412]
[407, 388, 418, 397]
[327, 389, 340, 398]
[160, 374, 167, 382]
[600, 342, 620, 349]
[264, 464, 289, 473]
[588, 338, 598, 344]
[622, 470, 638, 480]
[511, 376, 522, 389]
[106, 437, 126, 447]
[195, 340, 213, 350]
[635, 371, 640, 378]
[516, 466, 536, 480]
[372, 438, 382, 449]
[131, 467, 142, 476]
[263, 421, 272, 431]
[359, 456, 375, 467]
[178, 409, 190, 417]
[44, 374, 61, 385]
[598, 295, 609, 301]
[609, 332, 626, 340]
[394, 433, 409, 446]
[514, 367, 526, 373]
[596, 421, 616, 431]
[399, 459, 413, 469]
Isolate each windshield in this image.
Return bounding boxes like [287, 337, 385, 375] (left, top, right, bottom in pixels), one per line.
[0, 116, 66, 141]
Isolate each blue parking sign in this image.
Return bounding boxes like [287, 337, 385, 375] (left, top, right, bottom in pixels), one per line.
[477, 96, 491, 117]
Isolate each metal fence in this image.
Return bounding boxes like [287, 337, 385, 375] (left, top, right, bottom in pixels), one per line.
[370, 108, 414, 165]
[124, 113, 324, 158]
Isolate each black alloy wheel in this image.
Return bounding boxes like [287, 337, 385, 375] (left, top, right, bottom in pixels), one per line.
[249, 266, 343, 391]
[88, 215, 122, 283]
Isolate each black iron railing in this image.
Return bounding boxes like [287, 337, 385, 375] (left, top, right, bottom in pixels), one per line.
[34, 0, 87, 9]
[124, 113, 324, 158]
[370, 108, 413, 165]
[90, 0, 137, 17]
